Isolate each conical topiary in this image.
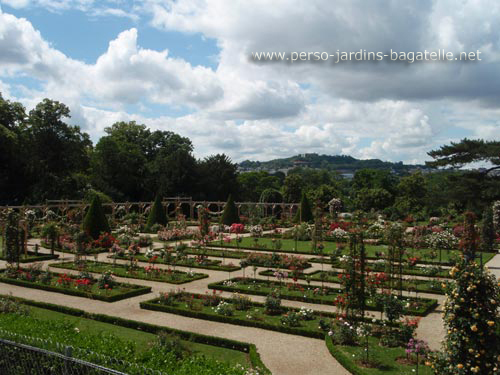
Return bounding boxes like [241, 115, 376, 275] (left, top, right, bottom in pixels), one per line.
[83, 195, 110, 240]
[295, 193, 313, 223]
[221, 194, 240, 225]
[146, 195, 168, 230]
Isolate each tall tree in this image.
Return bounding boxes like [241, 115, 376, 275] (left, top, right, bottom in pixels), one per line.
[427, 138, 500, 174]
[0, 94, 28, 204]
[197, 154, 238, 201]
[26, 99, 92, 202]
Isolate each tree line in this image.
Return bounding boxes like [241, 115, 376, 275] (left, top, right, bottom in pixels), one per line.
[1, 94, 499, 219]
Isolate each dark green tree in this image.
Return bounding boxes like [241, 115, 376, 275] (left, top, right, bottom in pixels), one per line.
[26, 99, 92, 202]
[41, 222, 59, 256]
[481, 207, 495, 252]
[295, 192, 313, 222]
[427, 138, 500, 174]
[146, 195, 168, 230]
[4, 210, 20, 267]
[82, 195, 110, 240]
[197, 154, 239, 201]
[221, 194, 240, 225]
[281, 173, 304, 203]
[0, 94, 29, 205]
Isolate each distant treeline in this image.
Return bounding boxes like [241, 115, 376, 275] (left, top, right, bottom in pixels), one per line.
[1, 94, 499, 219]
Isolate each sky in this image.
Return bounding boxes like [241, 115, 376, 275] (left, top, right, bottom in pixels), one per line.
[0, 0, 499, 164]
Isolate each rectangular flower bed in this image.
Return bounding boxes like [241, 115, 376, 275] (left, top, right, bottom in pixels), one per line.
[259, 269, 447, 295]
[209, 277, 438, 316]
[110, 253, 241, 272]
[50, 261, 209, 284]
[0, 268, 151, 302]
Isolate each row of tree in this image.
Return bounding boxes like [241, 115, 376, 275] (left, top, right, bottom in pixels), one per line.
[0, 94, 239, 204]
[2, 94, 499, 219]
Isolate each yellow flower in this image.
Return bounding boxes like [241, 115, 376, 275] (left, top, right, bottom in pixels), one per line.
[471, 325, 478, 332]
[457, 364, 464, 369]
[487, 321, 495, 327]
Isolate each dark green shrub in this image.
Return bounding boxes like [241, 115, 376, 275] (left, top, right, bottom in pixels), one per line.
[221, 194, 240, 225]
[82, 195, 110, 240]
[146, 195, 168, 230]
[294, 193, 313, 223]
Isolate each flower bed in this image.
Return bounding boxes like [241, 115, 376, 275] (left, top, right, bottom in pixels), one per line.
[208, 278, 438, 316]
[140, 291, 335, 339]
[110, 253, 241, 272]
[260, 269, 447, 295]
[325, 335, 433, 375]
[308, 257, 451, 278]
[0, 268, 151, 302]
[50, 261, 208, 285]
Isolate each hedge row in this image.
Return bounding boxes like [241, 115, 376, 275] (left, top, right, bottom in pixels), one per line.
[40, 241, 106, 255]
[325, 334, 364, 375]
[0, 295, 271, 374]
[0, 276, 151, 302]
[0, 252, 59, 263]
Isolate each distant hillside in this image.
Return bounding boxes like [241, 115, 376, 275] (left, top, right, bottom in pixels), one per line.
[239, 153, 432, 173]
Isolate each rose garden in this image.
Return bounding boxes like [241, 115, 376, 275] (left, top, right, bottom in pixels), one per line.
[1, 192, 499, 375]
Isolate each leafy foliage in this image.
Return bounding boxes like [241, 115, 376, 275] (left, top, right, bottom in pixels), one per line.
[221, 194, 240, 225]
[147, 195, 168, 229]
[82, 195, 110, 240]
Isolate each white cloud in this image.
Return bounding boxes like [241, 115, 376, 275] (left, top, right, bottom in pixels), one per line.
[1, 1, 500, 165]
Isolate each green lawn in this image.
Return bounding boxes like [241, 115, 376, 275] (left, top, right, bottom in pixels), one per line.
[0, 301, 252, 374]
[326, 336, 432, 375]
[210, 237, 495, 265]
[29, 305, 249, 365]
[50, 261, 208, 284]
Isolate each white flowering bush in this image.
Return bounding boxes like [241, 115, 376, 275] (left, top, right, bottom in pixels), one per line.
[248, 225, 264, 237]
[330, 228, 349, 241]
[213, 301, 234, 316]
[426, 230, 458, 250]
[298, 306, 314, 320]
[366, 220, 385, 238]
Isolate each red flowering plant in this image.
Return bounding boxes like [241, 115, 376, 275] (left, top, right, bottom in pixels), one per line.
[74, 278, 92, 291]
[57, 273, 73, 287]
[93, 232, 116, 249]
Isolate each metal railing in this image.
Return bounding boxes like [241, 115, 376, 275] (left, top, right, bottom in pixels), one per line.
[0, 331, 168, 375]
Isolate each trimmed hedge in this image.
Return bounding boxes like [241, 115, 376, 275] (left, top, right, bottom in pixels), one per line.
[325, 335, 364, 375]
[0, 251, 59, 263]
[0, 274, 151, 302]
[0, 295, 271, 374]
